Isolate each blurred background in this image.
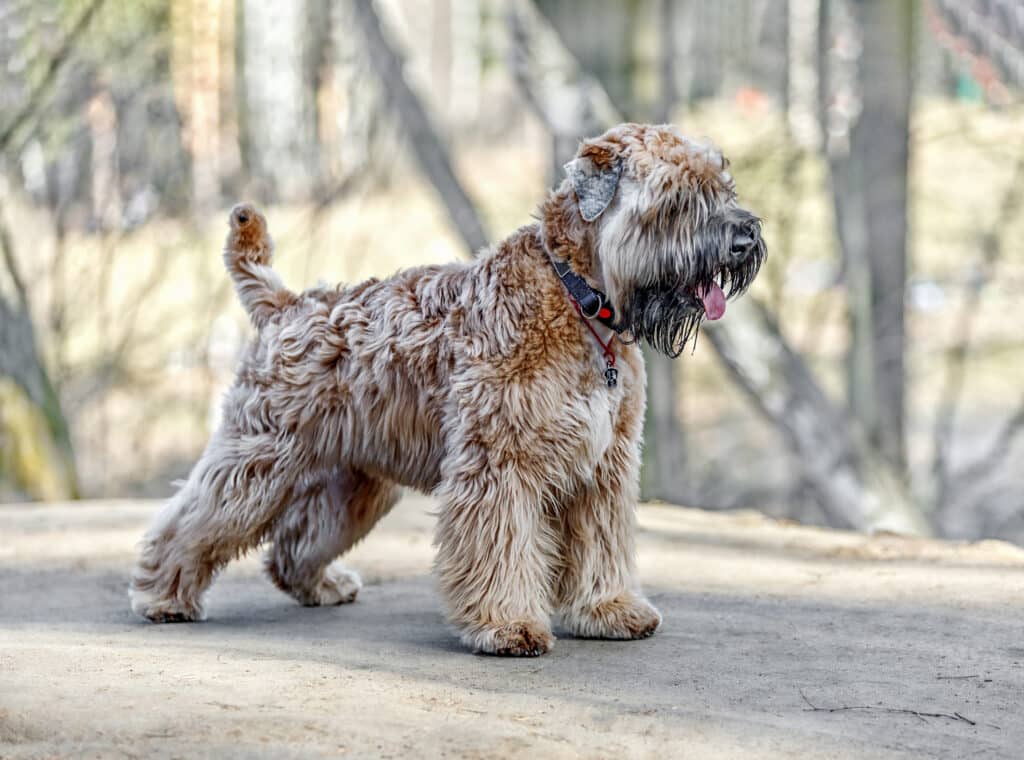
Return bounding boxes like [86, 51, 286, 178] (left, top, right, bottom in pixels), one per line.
[0, 0, 1021, 542]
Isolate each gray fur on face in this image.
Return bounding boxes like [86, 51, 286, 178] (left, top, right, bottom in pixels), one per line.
[610, 206, 766, 356]
[565, 156, 623, 222]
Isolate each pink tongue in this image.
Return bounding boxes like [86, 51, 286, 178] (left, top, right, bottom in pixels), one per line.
[697, 282, 727, 321]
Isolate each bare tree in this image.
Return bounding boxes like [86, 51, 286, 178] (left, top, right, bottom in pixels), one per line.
[506, 0, 617, 184]
[821, 0, 914, 472]
[930, 147, 1024, 532]
[706, 300, 927, 534]
[236, 0, 319, 203]
[0, 203, 78, 499]
[0, 1, 106, 499]
[0, 0, 107, 153]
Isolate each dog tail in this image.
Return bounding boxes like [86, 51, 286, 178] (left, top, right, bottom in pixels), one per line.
[223, 203, 296, 328]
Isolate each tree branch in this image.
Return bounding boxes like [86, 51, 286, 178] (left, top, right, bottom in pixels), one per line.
[0, 202, 28, 312]
[931, 147, 1024, 511]
[0, 204, 79, 497]
[0, 0, 107, 153]
[350, 0, 489, 256]
[954, 395, 1024, 490]
[705, 300, 929, 535]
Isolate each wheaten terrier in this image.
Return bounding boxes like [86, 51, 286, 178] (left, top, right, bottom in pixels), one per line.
[131, 123, 765, 656]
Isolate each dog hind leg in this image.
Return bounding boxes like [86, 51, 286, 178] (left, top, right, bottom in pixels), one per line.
[265, 468, 399, 606]
[130, 429, 304, 622]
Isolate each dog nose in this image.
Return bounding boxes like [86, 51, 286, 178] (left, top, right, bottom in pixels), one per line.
[730, 233, 755, 257]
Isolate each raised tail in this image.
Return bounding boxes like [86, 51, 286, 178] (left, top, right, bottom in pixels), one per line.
[223, 203, 297, 328]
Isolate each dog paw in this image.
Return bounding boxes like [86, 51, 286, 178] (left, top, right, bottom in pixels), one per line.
[563, 594, 662, 640]
[131, 591, 205, 624]
[302, 564, 361, 606]
[465, 620, 555, 657]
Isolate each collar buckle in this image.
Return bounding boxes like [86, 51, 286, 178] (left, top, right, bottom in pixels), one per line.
[548, 259, 617, 329]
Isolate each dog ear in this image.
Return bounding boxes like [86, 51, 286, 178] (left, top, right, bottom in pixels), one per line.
[564, 151, 623, 222]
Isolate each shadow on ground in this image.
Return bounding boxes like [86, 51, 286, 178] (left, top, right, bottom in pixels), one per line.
[1, 499, 1022, 759]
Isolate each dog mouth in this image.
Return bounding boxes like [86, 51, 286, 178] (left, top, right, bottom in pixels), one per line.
[616, 256, 762, 356]
[687, 238, 766, 323]
[694, 281, 726, 321]
[684, 270, 743, 323]
[615, 284, 708, 358]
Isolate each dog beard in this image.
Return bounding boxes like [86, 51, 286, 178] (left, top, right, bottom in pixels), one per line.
[615, 284, 706, 358]
[614, 248, 764, 357]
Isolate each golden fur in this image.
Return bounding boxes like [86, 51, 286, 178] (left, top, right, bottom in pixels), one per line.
[130, 123, 764, 656]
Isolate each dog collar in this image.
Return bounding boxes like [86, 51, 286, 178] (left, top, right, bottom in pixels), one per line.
[548, 259, 618, 330]
[568, 297, 619, 388]
[546, 257, 620, 388]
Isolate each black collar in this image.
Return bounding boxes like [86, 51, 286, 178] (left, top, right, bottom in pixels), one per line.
[547, 258, 619, 330]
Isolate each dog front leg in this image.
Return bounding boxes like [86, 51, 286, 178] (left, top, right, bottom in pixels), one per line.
[557, 436, 662, 641]
[434, 466, 557, 656]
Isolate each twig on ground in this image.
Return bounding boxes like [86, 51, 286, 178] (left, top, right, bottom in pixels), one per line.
[798, 688, 977, 726]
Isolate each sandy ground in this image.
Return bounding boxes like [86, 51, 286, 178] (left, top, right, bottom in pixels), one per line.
[1, 496, 1022, 759]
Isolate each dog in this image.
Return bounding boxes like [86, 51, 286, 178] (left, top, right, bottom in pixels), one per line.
[130, 123, 765, 656]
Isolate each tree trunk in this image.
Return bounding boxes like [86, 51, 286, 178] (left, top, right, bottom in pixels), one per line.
[0, 210, 78, 500]
[641, 345, 688, 502]
[826, 0, 914, 472]
[169, 0, 226, 210]
[237, 0, 318, 202]
[642, 0, 689, 502]
[533, 0, 639, 119]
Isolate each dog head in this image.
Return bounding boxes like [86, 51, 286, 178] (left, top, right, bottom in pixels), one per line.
[547, 123, 766, 357]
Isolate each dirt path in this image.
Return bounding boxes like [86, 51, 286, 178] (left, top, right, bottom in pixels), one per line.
[1, 497, 1022, 759]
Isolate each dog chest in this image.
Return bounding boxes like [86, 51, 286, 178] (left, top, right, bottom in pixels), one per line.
[580, 389, 616, 472]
